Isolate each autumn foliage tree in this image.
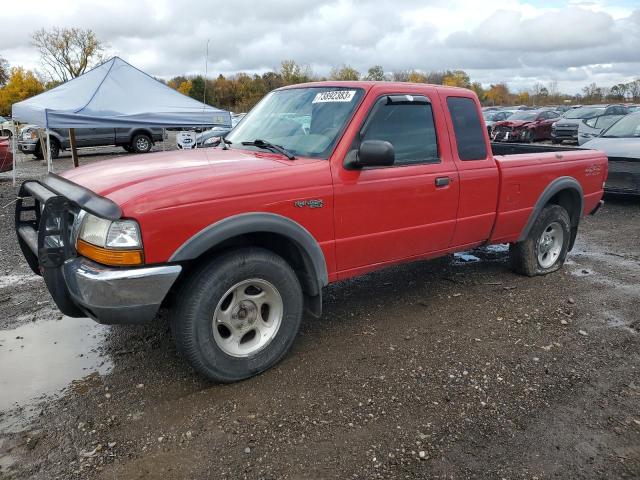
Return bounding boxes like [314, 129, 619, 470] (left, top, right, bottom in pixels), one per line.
[0, 67, 44, 115]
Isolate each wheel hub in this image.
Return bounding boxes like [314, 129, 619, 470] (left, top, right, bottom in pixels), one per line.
[537, 221, 564, 269]
[232, 300, 257, 329]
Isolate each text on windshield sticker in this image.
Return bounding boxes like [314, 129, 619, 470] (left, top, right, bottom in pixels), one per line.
[312, 90, 356, 103]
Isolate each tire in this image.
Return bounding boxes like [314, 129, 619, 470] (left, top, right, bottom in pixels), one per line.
[49, 139, 60, 159]
[510, 204, 571, 277]
[130, 134, 152, 153]
[170, 247, 304, 383]
[34, 140, 59, 159]
[1, 129, 11, 137]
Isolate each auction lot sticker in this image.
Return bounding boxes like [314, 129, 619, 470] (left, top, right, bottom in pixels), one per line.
[313, 90, 356, 103]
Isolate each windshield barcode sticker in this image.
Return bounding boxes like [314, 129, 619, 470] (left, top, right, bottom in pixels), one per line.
[312, 90, 356, 103]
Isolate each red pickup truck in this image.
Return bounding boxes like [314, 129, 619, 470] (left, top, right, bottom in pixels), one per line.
[16, 81, 607, 382]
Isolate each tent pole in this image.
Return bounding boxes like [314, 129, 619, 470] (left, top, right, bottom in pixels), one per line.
[45, 128, 53, 173]
[11, 121, 17, 187]
[69, 128, 79, 167]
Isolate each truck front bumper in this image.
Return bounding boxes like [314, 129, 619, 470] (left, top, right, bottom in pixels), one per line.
[18, 141, 37, 153]
[15, 175, 182, 325]
[62, 257, 181, 324]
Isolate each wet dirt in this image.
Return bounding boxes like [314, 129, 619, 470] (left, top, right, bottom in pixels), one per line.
[0, 150, 639, 479]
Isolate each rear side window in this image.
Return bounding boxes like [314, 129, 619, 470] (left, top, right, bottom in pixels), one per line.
[446, 97, 487, 161]
[361, 99, 439, 165]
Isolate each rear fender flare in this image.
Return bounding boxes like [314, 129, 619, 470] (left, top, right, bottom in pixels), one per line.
[518, 176, 583, 242]
[169, 212, 328, 295]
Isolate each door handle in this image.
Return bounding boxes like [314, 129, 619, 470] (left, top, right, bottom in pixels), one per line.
[435, 176, 450, 187]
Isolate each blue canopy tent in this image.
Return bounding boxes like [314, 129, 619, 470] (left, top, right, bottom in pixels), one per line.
[11, 56, 231, 178]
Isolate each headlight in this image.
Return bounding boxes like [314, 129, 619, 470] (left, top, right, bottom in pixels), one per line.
[77, 212, 143, 266]
[203, 136, 220, 146]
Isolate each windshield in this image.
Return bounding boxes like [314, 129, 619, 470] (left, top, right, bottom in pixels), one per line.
[226, 87, 364, 159]
[564, 106, 605, 119]
[508, 111, 538, 121]
[483, 112, 497, 121]
[601, 113, 640, 138]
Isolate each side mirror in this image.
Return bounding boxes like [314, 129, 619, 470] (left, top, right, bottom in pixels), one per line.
[346, 140, 395, 169]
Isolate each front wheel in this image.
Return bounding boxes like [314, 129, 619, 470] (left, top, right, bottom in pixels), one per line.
[170, 247, 303, 382]
[510, 204, 571, 276]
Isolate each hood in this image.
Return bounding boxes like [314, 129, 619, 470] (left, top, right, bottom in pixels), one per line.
[582, 136, 640, 159]
[61, 147, 315, 211]
[555, 119, 581, 127]
[493, 120, 532, 129]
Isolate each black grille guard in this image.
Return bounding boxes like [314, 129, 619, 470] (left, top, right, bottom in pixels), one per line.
[15, 173, 122, 275]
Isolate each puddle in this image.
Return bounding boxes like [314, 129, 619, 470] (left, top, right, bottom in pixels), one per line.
[482, 244, 509, 254]
[603, 311, 637, 335]
[0, 317, 112, 432]
[453, 252, 481, 263]
[570, 266, 595, 277]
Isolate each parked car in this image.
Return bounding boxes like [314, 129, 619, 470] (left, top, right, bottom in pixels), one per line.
[17, 126, 167, 159]
[552, 104, 629, 144]
[196, 113, 245, 147]
[15, 81, 606, 382]
[578, 114, 625, 145]
[491, 109, 561, 142]
[482, 110, 516, 134]
[0, 115, 15, 137]
[583, 111, 640, 195]
[0, 136, 13, 173]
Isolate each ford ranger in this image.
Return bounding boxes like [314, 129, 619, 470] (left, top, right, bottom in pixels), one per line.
[15, 81, 607, 382]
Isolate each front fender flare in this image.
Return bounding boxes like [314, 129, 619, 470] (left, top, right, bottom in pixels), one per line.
[169, 212, 328, 294]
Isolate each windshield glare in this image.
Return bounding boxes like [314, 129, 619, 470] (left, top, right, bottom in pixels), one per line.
[226, 87, 364, 159]
[602, 113, 640, 138]
[565, 107, 605, 119]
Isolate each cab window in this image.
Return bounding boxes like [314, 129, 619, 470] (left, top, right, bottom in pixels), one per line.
[446, 97, 487, 161]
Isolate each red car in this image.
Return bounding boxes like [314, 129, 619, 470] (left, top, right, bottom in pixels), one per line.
[492, 109, 562, 142]
[16, 82, 606, 382]
[0, 136, 13, 173]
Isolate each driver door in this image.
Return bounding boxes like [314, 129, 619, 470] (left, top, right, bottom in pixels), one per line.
[331, 88, 459, 277]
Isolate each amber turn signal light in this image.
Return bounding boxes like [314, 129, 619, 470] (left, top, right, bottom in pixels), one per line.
[77, 239, 144, 266]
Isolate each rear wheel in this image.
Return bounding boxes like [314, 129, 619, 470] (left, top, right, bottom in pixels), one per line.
[131, 134, 152, 153]
[510, 204, 571, 276]
[170, 247, 303, 382]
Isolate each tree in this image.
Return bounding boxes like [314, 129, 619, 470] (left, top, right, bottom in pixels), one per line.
[485, 83, 511, 106]
[189, 75, 206, 103]
[0, 67, 45, 115]
[32, 27, 105, 82]
[364, 65, 385, 81]
[470, 82, 485, 102]
[0, 56, 9, 87]
[407, 71, 428, 83]
[280, 60, 311, 84]
[330, 65, 360, 81]
[442, 70, 471, 88]
[177, 80, 192, 96]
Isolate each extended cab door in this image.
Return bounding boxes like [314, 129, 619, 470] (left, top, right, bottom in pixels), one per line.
[439, 94, 500, 248]
[332, 86, 460, 277]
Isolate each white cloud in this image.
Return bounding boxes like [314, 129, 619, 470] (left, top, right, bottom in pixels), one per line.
[0, 0, 638, 94]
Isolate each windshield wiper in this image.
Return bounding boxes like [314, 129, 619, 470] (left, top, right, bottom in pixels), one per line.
[241, 139, 296, 160]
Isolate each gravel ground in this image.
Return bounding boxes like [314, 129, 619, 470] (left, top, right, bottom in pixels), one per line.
[0, 142, 639, 479]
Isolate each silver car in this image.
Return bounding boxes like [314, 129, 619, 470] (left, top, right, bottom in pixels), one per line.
[583, 111, 640, 195]
[577, 114, 625, 145]
[552, 104, 628, 144]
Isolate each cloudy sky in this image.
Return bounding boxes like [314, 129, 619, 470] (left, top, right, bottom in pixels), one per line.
[2, 0, 639, 94]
